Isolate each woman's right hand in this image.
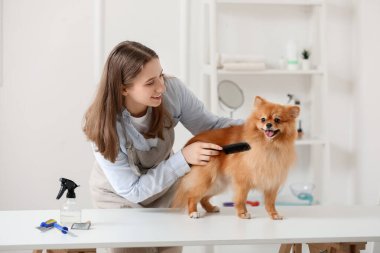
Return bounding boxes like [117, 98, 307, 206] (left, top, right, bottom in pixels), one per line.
[181, 141, 222, 166]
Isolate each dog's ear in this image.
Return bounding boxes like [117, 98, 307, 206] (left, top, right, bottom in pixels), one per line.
[288, 105, 300, 118]
[253, 96, 266, 108]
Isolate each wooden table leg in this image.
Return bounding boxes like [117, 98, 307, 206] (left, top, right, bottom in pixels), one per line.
[292, 243, 302, 253]
[308, 243, 328, 253]
[279, 243, 302, 253]
[307, 242, 367, 253]
[353, 242, 367, 253]
[279, 244, 292, 253]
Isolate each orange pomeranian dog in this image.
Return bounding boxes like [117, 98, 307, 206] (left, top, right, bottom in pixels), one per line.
[172, 96, 300, 219]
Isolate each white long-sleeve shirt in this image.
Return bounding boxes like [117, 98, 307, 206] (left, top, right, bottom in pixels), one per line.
[92, 77, 243, 204]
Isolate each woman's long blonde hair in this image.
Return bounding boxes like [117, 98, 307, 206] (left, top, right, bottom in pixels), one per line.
[83, 41, 172, 163]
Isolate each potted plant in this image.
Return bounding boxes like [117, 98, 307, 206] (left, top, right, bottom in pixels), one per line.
[301, 49, 311, 70]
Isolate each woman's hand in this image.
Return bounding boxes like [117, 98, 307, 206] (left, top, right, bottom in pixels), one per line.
[181, 141, 223, 166]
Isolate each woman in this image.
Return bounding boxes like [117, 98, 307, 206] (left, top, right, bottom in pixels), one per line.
[83, 41, 242, 253]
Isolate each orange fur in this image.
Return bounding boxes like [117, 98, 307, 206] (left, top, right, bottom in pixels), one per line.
[172, 96, 300, 219]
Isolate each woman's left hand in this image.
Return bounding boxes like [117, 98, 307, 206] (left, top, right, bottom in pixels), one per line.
[181, 141, 222, 166]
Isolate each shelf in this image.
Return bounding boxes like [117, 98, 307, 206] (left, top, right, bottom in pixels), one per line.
[201, 0, 329, 203]
[295, 138, 327, 146]
[217, 69, 325, 76]
[216, 0, 323, 6]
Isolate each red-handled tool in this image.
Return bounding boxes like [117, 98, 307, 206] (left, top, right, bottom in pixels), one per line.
[223, 200, 260, 207]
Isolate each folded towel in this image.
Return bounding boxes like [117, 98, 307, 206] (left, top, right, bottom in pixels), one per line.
[220, 54, 266, 64]
[222, 62, 266, 71]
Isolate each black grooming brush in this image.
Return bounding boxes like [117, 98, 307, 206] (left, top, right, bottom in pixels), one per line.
[222, 142, 251, 154]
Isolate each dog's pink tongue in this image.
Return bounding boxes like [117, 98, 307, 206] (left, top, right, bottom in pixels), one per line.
[265, 130, 274, 137]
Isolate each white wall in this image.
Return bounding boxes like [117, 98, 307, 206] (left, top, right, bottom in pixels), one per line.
[325, 0, 357, 204]
[0, 0, 95, 210]
[352, 0, 380, 205]
[1, 1, 380, 252]
[0, 0, 189, 211]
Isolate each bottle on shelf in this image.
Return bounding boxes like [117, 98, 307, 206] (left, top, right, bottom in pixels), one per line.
[286, 40, 299, 71]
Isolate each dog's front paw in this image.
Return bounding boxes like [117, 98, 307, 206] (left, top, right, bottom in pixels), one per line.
[271, 213, 284, 220]
[238, 212, 252, 219]
[189, 211, 201, 219]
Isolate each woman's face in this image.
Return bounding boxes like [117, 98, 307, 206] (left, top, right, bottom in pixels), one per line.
[123, 58, 166, 117]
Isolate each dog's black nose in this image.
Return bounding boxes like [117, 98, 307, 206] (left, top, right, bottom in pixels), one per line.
[266, 123, 272, 129]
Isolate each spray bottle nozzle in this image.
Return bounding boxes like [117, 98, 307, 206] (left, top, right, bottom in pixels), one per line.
[56, 178, 79, 199]
[287, 94, 301, 105]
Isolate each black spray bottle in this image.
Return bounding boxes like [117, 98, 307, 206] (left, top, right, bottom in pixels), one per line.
[56, 178, 81, 226]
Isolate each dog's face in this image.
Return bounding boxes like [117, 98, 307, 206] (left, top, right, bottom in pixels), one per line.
[252, 96, 300, 140]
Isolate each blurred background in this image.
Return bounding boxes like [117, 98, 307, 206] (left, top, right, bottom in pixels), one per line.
[0, 0, 379, 252]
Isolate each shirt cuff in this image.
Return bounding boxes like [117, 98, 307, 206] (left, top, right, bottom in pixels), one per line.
[168, 150, 191, 177]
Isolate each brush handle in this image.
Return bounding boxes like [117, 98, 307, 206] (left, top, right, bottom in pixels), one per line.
[53, 223, 69, 234]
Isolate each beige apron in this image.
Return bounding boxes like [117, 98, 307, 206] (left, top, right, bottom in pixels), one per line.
[89, 116, 182, 253]
[89, 115, 177, 209]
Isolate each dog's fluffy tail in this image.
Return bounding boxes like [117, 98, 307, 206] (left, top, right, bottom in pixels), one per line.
[171, 178, 188, 208]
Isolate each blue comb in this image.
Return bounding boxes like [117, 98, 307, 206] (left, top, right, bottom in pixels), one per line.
[38, 219, 68, 234]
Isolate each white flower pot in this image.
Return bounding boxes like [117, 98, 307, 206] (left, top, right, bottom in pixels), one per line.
[301, 59, 311, 71]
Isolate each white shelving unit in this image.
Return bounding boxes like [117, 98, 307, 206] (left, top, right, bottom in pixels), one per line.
[217, 69, 325, 75]
[201, 0, 330, 204]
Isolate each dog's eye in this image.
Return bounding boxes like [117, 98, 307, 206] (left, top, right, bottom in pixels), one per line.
[261, 118, 266, 122]
[274, 118, 281, 123]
